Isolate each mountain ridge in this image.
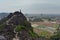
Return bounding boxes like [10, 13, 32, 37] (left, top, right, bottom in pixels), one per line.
[0, 10, 41, 40]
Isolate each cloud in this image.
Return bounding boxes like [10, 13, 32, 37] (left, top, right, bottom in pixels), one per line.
[0, 0, 60, 14]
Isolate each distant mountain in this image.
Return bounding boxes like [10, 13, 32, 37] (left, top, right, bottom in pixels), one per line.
[24, 14, 60, 18]
[0, 13, 9, 20]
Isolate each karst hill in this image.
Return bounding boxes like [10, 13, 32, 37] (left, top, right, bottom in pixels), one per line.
[0, 10, 42, 40]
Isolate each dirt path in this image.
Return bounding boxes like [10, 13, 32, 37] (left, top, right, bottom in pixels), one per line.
[6, 15, 16, 25]
[13, 32, 19, 40]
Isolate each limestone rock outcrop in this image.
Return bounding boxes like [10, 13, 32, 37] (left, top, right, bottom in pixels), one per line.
[0, 10, 40, 40]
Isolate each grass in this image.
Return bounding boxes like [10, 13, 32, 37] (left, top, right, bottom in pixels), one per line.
[38, 23, 59, 28]
[29, 30, 39, 38]
[16, 25, 39, 38]
[39, 30, 52, 37]
[15, 25, 25, 32]
[0, 24, 5, 31]
[38, 25, 46, 28]
[52, 24, 59, 28]
[32, 23, 58, 37]
[33, 27, 53, 37]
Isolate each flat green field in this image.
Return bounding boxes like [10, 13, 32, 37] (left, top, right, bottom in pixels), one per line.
[33, 28, 53, 37]
[31, 22, 59, 37]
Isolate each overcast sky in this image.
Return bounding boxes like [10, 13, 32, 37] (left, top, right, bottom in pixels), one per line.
[0, 0, 60, 14]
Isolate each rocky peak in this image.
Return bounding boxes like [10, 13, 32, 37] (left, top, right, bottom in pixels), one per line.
[0, 10, 41, 40]
[5, 10, 27, 25]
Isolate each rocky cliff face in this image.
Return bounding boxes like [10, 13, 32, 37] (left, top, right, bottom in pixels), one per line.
[0, 11, 40, 40]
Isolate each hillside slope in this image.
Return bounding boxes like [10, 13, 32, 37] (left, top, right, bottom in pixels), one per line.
[0, 11, 42, 40]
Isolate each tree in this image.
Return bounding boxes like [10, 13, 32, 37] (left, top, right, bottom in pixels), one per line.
[50, 24, 60, 40]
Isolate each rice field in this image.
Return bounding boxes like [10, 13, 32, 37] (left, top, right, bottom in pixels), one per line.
[31, 22, 59, 37]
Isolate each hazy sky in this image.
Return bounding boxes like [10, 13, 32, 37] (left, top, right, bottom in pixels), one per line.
[0, 0, 60, 14]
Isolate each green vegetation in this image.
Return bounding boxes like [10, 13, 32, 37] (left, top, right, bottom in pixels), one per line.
[0, 24, 5, 31]
[39, 30, 52, 37]
[50, 25, 60, 40]
[29, 30, 38, 38]
[15, 25, 25, 32]
[16, 25, 39, 38]
[38, 25, 46, 28]
[53, 24, 59, 28]
[24, 21, 33, 31]
[33, 25, 54, 37]
[38, 23, 59, 28]
[50, 31, 60, 40]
